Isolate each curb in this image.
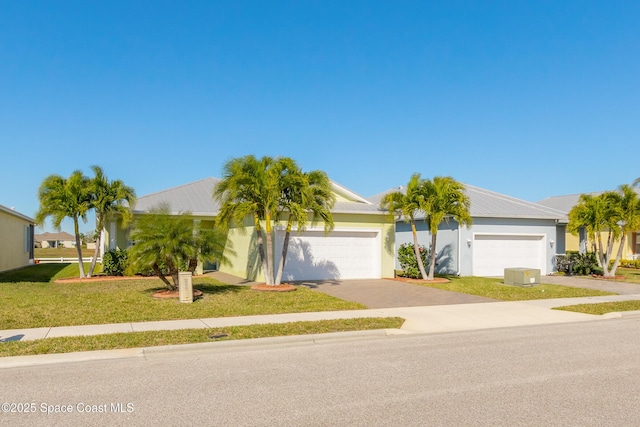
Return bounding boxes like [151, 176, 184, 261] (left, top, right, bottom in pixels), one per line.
[0, 329, 403, 369]
[602, 310, 640, 319]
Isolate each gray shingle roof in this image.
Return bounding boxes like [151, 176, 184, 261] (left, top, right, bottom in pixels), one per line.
[133, 177, 385, 216]
[368, 183, 567, 221]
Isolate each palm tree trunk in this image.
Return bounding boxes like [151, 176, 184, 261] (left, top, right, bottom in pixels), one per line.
[275, 217, 293, 286]
[610, 233, 626, 277]
[73, 216, 86, 278]
[411, 221, 428, 280]
[88, 230, 101, 278]
[264, 213, 275, 285]
[88, 218, 103, 278]
[152, 263, 174, 290]
[254, 216, 271, 285]
[428, 231, 437, 281]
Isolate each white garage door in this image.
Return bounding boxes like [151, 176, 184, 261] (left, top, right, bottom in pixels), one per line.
[275, 230, 380, 281]
[472, 234, 545, 277]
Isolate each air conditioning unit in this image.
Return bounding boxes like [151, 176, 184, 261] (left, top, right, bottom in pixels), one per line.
[504, 268, 540, 287]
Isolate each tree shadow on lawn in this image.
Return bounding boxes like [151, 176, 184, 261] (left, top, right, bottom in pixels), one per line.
[144, 283, 245, 296]
[0, 264, 71, 283]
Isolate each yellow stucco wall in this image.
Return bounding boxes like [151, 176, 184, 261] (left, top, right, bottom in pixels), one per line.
[218, 213, 396, 281]
[564, 230, 636, 259]
[0, 211, 31, 272]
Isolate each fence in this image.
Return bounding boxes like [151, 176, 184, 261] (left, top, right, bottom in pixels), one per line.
[35, 257, 102, 264]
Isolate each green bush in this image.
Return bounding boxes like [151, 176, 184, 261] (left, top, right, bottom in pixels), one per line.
[556, 252, 601, 276]
[397, 243, 429, 279]
[102, 249, 129, 276]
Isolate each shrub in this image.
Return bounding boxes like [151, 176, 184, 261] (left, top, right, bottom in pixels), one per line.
[556, 251, 601, 276]
[397, 243, 429, 279]
[102, 249, 129, 276]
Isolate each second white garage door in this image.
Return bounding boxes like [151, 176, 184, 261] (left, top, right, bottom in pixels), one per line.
[275, 229, 380, 281]
[472, 234, 545, 277]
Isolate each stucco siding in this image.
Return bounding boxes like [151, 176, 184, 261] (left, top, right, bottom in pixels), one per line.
[219, 213, 395, 281]
[0, 211, 32, 272]
[395, 221, 459, 275]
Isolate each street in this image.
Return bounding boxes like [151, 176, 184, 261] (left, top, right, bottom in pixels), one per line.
[2, 319, 640, 426]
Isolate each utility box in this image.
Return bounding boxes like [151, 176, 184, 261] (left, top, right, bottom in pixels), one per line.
[504, 268, 540, 287]
[178, 271, 193, 303]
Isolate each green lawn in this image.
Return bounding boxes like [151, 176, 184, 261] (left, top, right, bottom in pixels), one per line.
[0, 317, 405, 357]
[0, 264, 365, 330]
[555, 300, 640, 315]
[412, 276, 616, 301]
[35, 247, 88, 258]
[612, 267, 640, 284]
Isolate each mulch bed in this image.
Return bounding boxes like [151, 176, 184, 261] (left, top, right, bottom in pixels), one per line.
[590, 274, 626, 281]
[251, 283, 297, 292]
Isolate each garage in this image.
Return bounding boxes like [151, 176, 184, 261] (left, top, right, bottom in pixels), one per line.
[472, 234, 546, 277]
[275, 229, 381, 281]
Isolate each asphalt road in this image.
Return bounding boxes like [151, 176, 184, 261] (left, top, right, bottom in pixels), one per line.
[2, 319, 640, 426]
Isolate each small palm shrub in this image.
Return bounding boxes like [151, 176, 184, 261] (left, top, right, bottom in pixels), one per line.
[397, 243, 429, 279]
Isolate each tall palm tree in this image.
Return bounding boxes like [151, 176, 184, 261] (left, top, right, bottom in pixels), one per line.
[568, 193, 619, 273]
[379, 173, 429, 280]
[422, 176, 472, 281]
[214, 155, 333, 286]
[87, 165, 136, 277]
[213, 155, 282, 285]
[35, 170, 92, 278]
[274, 167, 335, 285]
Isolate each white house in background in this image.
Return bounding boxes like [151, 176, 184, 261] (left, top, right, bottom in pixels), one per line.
[368, 184, 568, 277]
[35, 231, 76, 248]
[0, 203, 35, 273]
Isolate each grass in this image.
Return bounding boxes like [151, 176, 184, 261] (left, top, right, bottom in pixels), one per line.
[0, 264, 365, 330]
[554, 300, 640, 315]
[411, 275, 616, 301]
[611, 267, 640, 284]
[35, 247, 89, 258]
[0, 317, 405, 357]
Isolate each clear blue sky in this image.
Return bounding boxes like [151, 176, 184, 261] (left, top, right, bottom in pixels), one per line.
[2, 1, 638, 234]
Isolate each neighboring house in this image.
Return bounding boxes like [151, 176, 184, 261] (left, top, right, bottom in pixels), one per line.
[538, 189, 640, 260]
[103, 177, 396, 281]
[0, 203, 35, 273]
[35, 231, 77, 249]
[368, 184, 568, 277]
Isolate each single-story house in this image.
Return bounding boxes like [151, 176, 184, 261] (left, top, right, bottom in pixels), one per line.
[0, 203, 35, 272]
[368, 184, 568, 277]
[103, 177, 395, 282]
[537, 189, 640, 260]
[35, 231, 77, 249]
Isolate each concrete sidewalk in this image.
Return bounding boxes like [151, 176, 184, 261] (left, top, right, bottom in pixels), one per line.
[3, 294, 640, 343]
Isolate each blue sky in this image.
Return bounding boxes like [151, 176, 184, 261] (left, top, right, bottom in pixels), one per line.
[1, 1, 639, 234]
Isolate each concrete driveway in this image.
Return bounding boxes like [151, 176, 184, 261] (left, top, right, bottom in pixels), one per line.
[297, 278, 496, 309]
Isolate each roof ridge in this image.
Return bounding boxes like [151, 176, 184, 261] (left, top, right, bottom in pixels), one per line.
[463, 184, 567, 216]
[137, 177, 219, 200]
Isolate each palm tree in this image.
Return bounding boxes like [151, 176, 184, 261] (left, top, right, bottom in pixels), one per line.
[213, 155, 282, 285]
[608, 184, 640, 275]
[421, 176, 472, 281]
[274, 167, 335, 285]
[379, 173, 429, 280]
[213, 155, 333, 286]
[127, 204, 227, 290]
[568, 192, 621, 275]
[87, 165, 136, 278]
[35, 170, 91, 278]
